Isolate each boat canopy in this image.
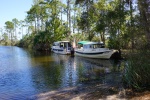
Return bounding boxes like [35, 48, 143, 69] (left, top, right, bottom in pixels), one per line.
[78, 41, 103, 45]
[54, 41, 70, 43]
[77, 41, 90, 45]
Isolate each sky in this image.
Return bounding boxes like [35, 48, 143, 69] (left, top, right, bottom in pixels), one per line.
[0, 0, 68, 39]
[0, 0, 33, 28]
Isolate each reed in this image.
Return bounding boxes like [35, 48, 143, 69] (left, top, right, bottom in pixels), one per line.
[123, 50, 150, 90]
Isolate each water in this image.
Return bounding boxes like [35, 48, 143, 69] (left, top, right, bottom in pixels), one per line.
[0, 46, 123, 99]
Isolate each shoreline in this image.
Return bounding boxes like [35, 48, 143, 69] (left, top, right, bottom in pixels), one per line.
[30, 81, 150, 100]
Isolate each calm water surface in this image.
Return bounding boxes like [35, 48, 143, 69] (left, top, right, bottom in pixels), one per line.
[0, 46, 123, 99]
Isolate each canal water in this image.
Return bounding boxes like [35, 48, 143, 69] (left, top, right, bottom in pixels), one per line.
[0, 46, 124, 99]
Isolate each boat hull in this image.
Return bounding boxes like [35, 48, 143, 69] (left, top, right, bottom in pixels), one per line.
[52, 48, 71, 55]
[75, 50, 115, 59]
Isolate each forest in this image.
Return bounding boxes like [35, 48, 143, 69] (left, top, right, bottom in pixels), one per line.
[0, 0, 150, 91]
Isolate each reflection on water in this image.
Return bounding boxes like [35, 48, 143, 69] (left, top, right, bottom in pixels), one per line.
[0, 46, 123, 99]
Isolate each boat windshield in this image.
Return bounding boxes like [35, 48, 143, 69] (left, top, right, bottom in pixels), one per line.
[93, 44, 105, 48]
[68, 42, 71, 47]
[53, 42, 59, 46]
[60, 42, 71, 48]
[82, 44, 105, 49]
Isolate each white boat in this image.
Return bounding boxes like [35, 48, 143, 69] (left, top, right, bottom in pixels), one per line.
[75, 41, 116, 59]
[51, 41, 71, 54]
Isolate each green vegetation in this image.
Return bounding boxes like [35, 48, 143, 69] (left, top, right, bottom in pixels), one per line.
[0, 0, 150, 91]
[123, 46, 150, 90]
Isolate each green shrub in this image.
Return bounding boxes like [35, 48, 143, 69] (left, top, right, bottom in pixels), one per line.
[123, 50, 150, 90]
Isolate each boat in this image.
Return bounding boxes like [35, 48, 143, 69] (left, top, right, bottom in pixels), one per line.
[51, 41, 72, 54]
[74, 41, 116, 59]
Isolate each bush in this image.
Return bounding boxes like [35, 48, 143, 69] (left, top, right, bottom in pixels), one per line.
[123, 49, 150, 90]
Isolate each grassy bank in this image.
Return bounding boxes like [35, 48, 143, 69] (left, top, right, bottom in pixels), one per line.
[123, 49, 150, 90]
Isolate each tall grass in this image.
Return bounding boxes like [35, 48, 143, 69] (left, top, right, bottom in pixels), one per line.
[123, 49, 150, 90]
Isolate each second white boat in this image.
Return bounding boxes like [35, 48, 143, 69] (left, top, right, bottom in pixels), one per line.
[75, 41, 116, 59]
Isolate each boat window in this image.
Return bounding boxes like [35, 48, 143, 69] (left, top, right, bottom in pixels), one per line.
[83, 45, 91, 49]
[89, 45, 93, 48]
[93, 45, 96, 48]
[97, 44, 101, 48]
[83, 45, 87, 49]
[68, 42, 71, 47]
[53, 42, 59, 46]
[60, 43, 64, 47]
[62, 42, 70, 48]
[53, 43, 56, 46]
[99, 44, 105, 48]
[101, 44, 105, 48]
[97, 44, 100, 48]
[64, 43, 66, 47]
[92, 44, 105, 48]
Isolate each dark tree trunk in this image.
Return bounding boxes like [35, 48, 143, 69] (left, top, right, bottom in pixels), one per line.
[138, 0, 150, 48]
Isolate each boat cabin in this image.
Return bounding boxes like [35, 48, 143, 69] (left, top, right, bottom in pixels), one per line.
[51, 41, 71, 54]
[53, 41, 71, 49]
[77, 41, 104, 50]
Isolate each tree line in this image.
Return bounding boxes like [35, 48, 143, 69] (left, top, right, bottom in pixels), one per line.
[0, 0, 150, 90]
[0, 0, 149, 50]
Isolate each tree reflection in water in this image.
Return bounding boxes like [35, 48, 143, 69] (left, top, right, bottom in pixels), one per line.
[0, 46, 124, 99]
